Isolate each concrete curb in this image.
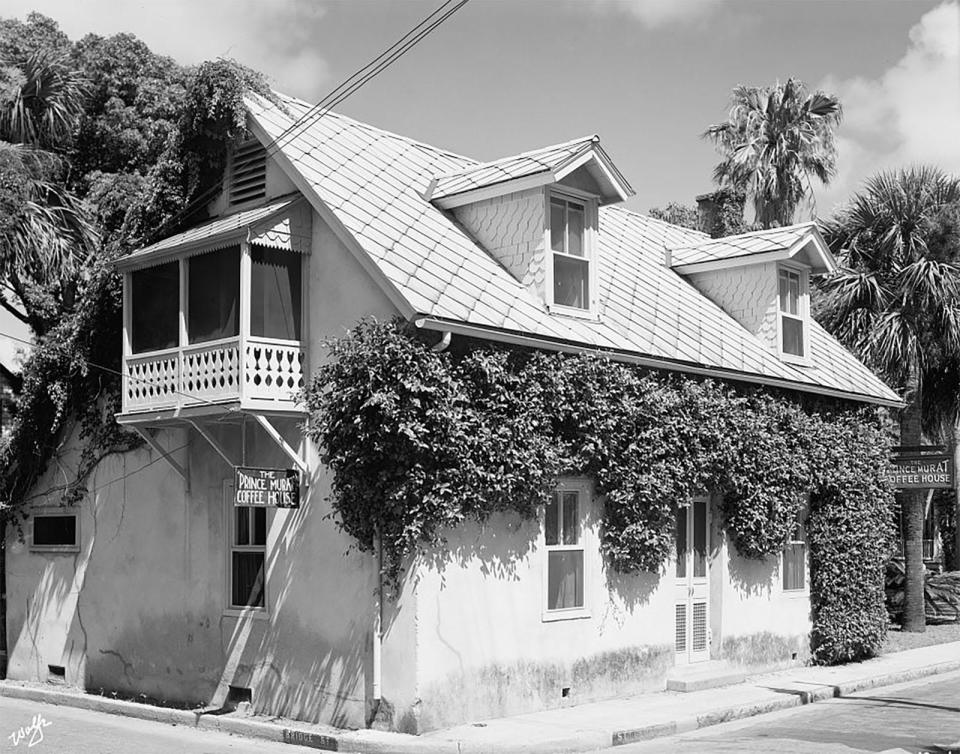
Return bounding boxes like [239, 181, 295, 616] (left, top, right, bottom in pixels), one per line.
[3, 657, 960, 753]
[608, 657, 960, 748]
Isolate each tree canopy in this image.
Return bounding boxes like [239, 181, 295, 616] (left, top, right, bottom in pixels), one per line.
[705, 78, 842, 229]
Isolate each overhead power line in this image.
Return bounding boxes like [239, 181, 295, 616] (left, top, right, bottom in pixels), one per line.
[155, 0, 470, 242]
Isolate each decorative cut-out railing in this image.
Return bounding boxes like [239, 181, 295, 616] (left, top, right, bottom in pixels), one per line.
[123, 336, 306, 414]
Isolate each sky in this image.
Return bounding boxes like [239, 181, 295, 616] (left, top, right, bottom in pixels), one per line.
[1, 0, 959, 367]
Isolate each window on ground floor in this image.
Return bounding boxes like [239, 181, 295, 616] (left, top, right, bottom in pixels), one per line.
[782, 518, 807, 592]
[545, 482, 588, 615]
[231, 504, 266, 609]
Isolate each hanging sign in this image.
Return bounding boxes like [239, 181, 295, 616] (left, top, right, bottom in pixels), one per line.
[887, 451, 954, 490]
[235, 467, 301, 507]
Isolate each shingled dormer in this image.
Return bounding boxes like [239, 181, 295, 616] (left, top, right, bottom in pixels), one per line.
[666, 223, 836, 365]
[426, 136, 634, 317]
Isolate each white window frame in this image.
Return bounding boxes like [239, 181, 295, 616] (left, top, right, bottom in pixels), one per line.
[542, 478, 592, 622]
[545, 188, 599, 319]
[29, 508, 80, 553]
[223, 480, 269, 618]
[777, 263, 810, 365]
[781, 508, 809, 595]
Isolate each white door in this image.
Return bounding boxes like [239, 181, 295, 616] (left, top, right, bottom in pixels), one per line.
[675, 497, 710, 664]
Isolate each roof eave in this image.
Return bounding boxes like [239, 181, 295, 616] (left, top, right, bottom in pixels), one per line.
[414, 316, 904, 409]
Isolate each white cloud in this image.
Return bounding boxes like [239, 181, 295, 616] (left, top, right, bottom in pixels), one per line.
[3, 0, 332, 100]
[587, 0, 724, 27]
[817, 1, 960, 213]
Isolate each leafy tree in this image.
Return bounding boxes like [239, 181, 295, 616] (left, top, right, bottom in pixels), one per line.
[705, 78, 842, 229]
[648, 202, 699, 231]
[817, 165, 960, 632]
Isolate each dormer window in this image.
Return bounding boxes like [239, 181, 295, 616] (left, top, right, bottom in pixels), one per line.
[778, 266, 808, 360]
[549, 193, 594, 312]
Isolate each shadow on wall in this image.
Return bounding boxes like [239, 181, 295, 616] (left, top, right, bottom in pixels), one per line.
[241, 474, 369, 728]
[728, 549, 776, 598]
[420, 509, 538, 587]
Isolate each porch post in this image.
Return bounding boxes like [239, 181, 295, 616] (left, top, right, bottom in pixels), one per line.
[178, 258, 188, 408]
[239, 240, 252, 405]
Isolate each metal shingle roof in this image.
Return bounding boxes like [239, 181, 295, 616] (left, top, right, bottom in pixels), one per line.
[118, 196, 300, 269]
[244, 93, 899, 406]
[668, 223, 818, 267]
[428, 136, 598, 200]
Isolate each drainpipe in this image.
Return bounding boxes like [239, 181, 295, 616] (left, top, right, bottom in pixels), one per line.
[430, 330, 451, 353]
[372, 527, 383, 705]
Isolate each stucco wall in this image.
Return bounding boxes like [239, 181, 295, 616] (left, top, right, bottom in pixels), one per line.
[687, 263, 779, 353]
[403, 493, 812, 732]
[454, 188, 547, 301]
[406, 490, 675, 732]
[707, 499, 811, 669]
[5, 204, 401, 728]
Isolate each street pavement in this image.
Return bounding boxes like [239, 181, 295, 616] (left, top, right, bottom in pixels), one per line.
[0, 695, 294, 754]
[617, 670, 960, 753]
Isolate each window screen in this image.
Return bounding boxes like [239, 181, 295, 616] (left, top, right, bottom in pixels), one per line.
[250, 245, 302, 340]
[131, 262, 179, 353]
[188, 247, 240, 344]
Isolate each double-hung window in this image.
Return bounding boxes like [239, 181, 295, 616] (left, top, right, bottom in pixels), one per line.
[545, 485, 585, 615]
[782, 519, 807, 592]
[550, 195, 591, 311]
[778, 267, 807, 359]
[231, 504, 266, 609]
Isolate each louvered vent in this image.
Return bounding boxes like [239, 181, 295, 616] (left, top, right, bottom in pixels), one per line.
[692, 602, 708, 652]
[229, 141, 266, 205]
[675, 604, 687, 653]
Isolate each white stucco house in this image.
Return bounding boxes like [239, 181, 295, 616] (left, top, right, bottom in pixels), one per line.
[4, 91, 900, 734]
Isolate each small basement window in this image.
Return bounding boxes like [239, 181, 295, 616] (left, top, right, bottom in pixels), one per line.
[131, 261, 179, 353]
[31, 512, 79, 551]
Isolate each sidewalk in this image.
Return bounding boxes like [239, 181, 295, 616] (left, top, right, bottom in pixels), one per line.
[2, 641, 959, 753]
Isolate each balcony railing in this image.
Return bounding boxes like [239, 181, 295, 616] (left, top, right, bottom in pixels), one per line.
[123, 335, 305, 414]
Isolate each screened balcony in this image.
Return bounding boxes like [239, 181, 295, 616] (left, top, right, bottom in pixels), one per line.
[118, 200, 310, 419]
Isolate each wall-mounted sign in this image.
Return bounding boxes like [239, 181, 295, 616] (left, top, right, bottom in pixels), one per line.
[235, 467, 301, 507]
[888, 454, 954, 489]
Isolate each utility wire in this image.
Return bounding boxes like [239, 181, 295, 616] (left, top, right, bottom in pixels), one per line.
[153, 0, 470, 243]
[265, 0, 470, 157]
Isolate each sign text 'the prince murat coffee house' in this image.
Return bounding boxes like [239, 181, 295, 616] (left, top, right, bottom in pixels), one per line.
[235, 467, 301, 507]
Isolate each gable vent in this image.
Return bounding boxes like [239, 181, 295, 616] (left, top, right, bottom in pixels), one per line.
[229, 140, 267, 205]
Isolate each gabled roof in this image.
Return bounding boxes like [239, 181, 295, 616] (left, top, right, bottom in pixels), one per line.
[667, 222, 837, 275]
[237, 93, 898, 407]
[116, 195, 306, 271]
[425, 135, 635, 209]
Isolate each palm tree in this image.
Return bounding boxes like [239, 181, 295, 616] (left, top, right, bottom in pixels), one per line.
[817, 166, 960, 632]
[704, 78, 842, 229]
[0, 51, 94, 334]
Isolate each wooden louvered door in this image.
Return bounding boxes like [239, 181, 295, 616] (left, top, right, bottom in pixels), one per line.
[675, 498, 710, 664]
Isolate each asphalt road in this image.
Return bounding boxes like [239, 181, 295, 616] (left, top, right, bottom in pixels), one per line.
[619, 670, 960, 753]
[0, 696, 295, 754]
[2, 671, 960, 753]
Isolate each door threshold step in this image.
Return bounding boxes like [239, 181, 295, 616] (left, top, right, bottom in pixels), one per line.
[666, 662, 747, 693]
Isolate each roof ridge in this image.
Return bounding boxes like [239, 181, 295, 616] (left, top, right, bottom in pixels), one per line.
[601, 204, 710, 239]
[666, 220, 819, 251]
[260, 90, 478, 164]
[433, 134, 600, 179]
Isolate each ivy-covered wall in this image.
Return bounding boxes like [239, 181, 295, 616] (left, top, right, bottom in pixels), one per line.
[304, 319, 896, 665]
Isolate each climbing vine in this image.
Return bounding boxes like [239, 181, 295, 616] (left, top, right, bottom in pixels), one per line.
[304, 319, 896, 663]
[0, 57, 279, 525]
